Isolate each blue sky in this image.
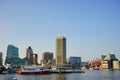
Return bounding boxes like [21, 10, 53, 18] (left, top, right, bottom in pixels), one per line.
[0, 0, 120, 63]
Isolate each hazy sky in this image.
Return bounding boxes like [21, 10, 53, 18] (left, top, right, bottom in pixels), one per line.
[0, 0, 120, 63]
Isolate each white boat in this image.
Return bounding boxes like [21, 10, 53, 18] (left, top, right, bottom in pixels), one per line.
[17, 65, 50, 75]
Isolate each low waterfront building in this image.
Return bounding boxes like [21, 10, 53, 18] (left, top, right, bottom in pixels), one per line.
[69, 57, 81, 68]
[113, 61, 120, 70]
[5, 57, 30, 65]
[81, 61, 89, 70]
[101, 54, 118, 70]
[101, 61, 109, 69]
[90, 59, 101, 69]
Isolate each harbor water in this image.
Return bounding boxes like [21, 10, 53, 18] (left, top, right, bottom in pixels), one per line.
[0, 70, 120, 80]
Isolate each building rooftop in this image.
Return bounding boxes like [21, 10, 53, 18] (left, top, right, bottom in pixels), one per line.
[56, 36, 66, 40]
[103, 54, 118, 61]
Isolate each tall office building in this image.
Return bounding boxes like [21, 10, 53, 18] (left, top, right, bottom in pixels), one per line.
[26, 46, 33, 57]
[26, 46, 38, 65]
[42, 52, 53, 64]
[33, 53, 38, 65]
[6, 45, 19, 59]
[0, 52, 3, 66]
[5, 45, 19, 65]
[26, 46, 33, 64]
[56, 36, 66, 66]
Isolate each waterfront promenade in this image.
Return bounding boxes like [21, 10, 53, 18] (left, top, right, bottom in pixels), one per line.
[0, 70, 120, 80]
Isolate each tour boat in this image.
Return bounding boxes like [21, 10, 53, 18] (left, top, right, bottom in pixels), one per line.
[17, 65, 50, 75]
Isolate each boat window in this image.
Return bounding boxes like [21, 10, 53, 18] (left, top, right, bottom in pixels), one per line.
[24, 68, 35, 70]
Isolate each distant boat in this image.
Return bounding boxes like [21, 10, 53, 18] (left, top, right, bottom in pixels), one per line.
[17, 65, 50, 75]
[13, 77, 17, 80]
[93, 66, 99, 70]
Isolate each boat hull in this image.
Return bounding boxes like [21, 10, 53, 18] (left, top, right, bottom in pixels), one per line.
[18, 71, 50, 75]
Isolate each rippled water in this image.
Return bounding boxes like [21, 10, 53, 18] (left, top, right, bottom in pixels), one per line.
[0, 70, 120, 80]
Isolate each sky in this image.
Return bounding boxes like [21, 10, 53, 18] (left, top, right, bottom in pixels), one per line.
[0, 0, 120, 63]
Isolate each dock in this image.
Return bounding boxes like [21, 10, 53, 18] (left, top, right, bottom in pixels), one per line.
[50, 70, 85, 74]
[49, 66, 85, 74]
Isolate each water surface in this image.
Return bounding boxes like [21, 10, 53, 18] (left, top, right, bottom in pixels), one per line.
[0, 70, 120, 80]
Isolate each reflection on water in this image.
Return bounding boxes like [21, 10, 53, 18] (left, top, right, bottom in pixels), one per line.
[82, 70, 120, 80]
[0, 70, 120, 80]
[56, 74, 66, 80]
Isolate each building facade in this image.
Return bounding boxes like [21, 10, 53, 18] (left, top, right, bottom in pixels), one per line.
[90, 59, 101, 68]
[26, 46, 38, 65]
[5, 45, 30, 65]
[26, 46, 33, 64]
[101, 54, 118, 69]
[6, 45, 19, 59]
[0, 52, 3, 66]
[56, 36, 66, 66]
[113, 61, 120, 70]
[42, 52, 53, 64]
[33, 53, 38, 65]
[26, 46, 33, 57]
[69, 57, 81, 68]
[5, 45, 19, 65]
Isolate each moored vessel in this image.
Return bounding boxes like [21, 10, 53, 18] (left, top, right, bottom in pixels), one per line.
[17, 65, 50, 75]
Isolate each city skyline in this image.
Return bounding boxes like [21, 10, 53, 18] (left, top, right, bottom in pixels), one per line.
[0, 0, 120, 63]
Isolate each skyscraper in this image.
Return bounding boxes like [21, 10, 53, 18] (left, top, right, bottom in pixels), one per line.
[26, 46, 33, 56]
[6, 45, 19, 59]
[5, 45, 19, 65]
[26, 46, 33, 64]
[56, 36, 66, 66]
[33, 53, 38, 65]
[26, 46, 38, 65]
